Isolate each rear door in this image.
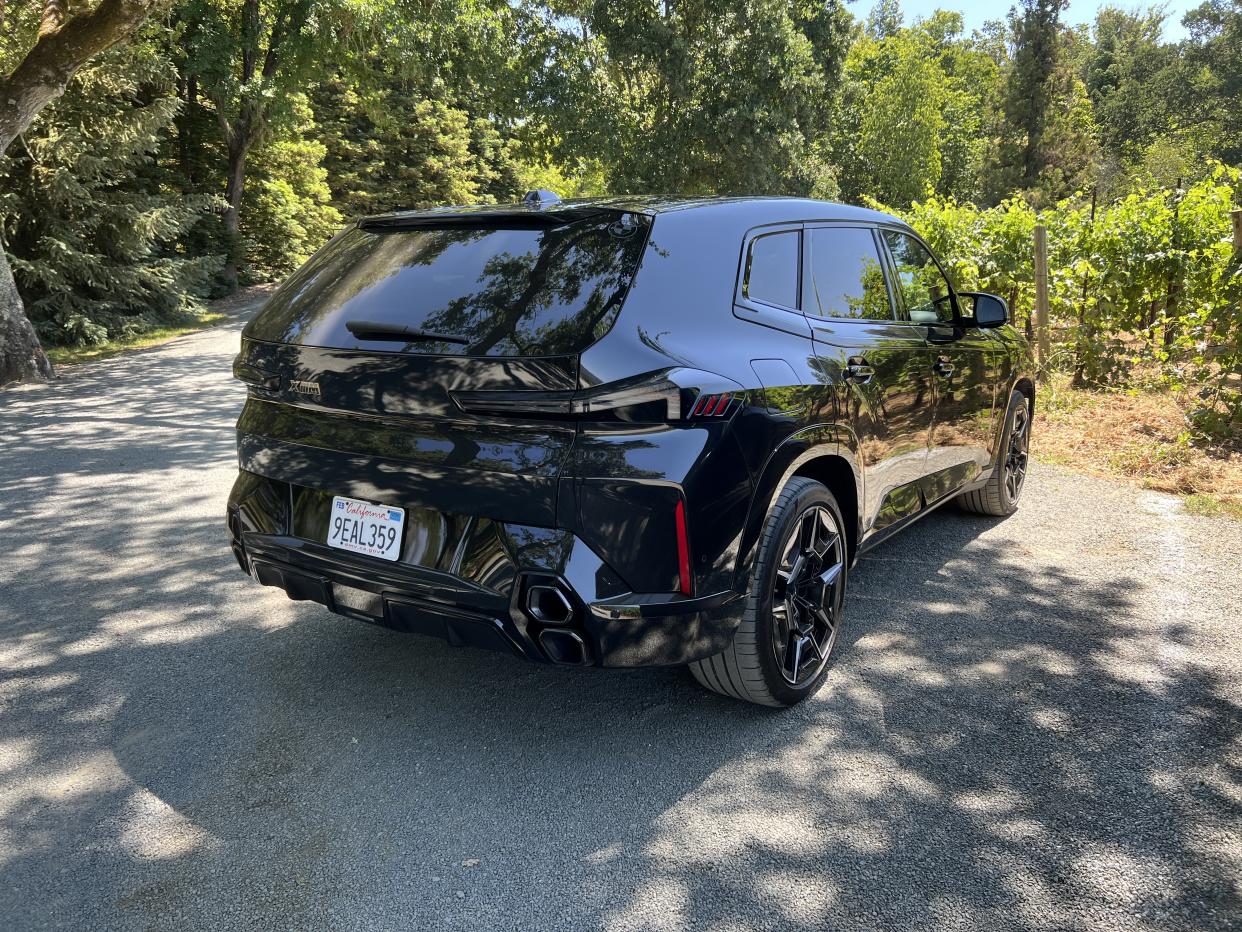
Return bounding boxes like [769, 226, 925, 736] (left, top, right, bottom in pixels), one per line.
[234, 210, 650, 535]
[803, 225, 936, 535]
[879, 229, 998, 500]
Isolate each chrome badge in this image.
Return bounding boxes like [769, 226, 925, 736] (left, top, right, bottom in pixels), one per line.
[289, 379, 322, 398]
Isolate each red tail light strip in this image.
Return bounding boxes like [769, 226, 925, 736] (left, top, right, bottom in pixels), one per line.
[674, 499, 693, 596]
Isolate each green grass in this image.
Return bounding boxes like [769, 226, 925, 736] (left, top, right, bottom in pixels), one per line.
[1183, 494, 1242, 520]
[45, 313, 228, 366]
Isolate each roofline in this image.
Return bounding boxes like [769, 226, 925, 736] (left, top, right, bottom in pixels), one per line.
[358, 195, 903, 226]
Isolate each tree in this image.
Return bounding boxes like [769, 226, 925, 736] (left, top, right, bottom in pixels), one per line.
[541, 0, 853, 196]
[1, 0, 169, 384]
[857, 38, 945, 205]
[995, 0, 1066, 194]
[176, 0, 370, 289]
[1084, 6, 1174, 161]
[0, 31, 219, 348]
[1180, 0, 1242, 165]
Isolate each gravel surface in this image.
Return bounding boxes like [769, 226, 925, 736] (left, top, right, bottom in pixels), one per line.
[1, 314, 1240, 932]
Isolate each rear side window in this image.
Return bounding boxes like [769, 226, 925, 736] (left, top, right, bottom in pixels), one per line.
[806, 228, 892, 320]
[743, 231, 800, 309]
[243, 213, 650, 356]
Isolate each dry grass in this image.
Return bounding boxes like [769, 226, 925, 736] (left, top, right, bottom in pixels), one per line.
[1035, 375, 1242, 517]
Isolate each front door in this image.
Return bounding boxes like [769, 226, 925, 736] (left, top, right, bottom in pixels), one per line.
[879, 229, 1000, 501]
[802, 224, 936, 536]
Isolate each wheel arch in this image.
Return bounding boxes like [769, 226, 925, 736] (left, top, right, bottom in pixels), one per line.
[732, 425, 864, 590]
[789, 456, 859, 568]
[1013, 376, 1035, 416]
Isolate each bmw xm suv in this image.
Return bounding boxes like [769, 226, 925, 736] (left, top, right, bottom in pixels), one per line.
[228, 193, 1034, 707]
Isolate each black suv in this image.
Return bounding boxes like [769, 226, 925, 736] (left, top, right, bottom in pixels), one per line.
[228, 194, 1033, 707]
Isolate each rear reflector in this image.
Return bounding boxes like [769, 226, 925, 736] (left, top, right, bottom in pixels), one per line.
[675, 500, 693, 596]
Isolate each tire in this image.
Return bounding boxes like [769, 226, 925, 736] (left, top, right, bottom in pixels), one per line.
[689, 477, 848, 708]
[957, 389, 1031, 517]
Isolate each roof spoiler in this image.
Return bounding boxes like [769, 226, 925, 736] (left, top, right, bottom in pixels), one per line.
[358, 201, 612, 232]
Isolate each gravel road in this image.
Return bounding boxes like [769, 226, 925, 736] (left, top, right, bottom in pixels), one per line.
[1, 312, 1239, 932]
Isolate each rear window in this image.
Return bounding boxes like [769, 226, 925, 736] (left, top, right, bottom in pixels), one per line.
[244, 213, 650, 356]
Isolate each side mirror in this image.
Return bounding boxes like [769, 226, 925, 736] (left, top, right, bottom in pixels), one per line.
[961, 292, 1008, 328]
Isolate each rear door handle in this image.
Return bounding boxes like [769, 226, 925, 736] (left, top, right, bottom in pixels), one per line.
[933, 356, 955, 378]
[844, 357, 874, 384]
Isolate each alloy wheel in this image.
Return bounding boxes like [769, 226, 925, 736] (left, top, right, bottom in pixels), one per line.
[1005, 405, 1030, 502]
[770, 505, 846, 686]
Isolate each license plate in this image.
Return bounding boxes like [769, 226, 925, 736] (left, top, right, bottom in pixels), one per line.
[326, 496, 405, 561]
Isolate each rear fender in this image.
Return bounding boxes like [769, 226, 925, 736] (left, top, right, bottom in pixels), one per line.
[731, 424, 863, 591]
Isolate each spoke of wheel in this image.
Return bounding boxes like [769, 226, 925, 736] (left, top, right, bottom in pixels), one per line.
[814, 606, 835, 638]
[819, 559, 844, 588]
[798, 511, 816, 553]
[789, 634, 805, 678]
[805, 632, 825, 662]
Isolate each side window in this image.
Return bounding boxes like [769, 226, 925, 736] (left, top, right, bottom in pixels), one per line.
[881, 231, 955, 324]
[806, 227, 893, 320]
[743, 230, 800, 310]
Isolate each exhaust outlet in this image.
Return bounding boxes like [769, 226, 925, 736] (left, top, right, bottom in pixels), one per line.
[526, 584, 574, 624]
[538, 629, 589, 666]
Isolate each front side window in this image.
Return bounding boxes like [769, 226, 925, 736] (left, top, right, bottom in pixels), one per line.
[744, 230, 800, 309]
[806, 227, 892, 320]
[882, 231, 955, 323]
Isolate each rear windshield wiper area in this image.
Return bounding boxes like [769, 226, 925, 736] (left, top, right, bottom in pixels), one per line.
[345, 320, 471, 345]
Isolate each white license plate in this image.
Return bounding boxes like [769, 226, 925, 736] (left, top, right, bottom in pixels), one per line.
[326, 496, 405, 561]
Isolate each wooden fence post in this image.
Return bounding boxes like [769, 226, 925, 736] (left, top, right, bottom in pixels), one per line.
[1232, 209, 1242, 254]
[1033, 224, 1050, 372]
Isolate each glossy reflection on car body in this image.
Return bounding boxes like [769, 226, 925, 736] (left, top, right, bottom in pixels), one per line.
[227, 193, 1035, 707]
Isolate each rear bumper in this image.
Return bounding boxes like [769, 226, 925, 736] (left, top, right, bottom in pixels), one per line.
[228, 476, 745, 668]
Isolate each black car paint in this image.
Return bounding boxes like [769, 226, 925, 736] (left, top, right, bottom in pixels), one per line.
[228, 196, 1034, 669]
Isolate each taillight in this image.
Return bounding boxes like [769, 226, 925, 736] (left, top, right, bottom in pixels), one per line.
[454, 373, 682, 422]
[689, 392, 732, 418]
[452, 369, 741, 425]
[674, 499, 693, 596]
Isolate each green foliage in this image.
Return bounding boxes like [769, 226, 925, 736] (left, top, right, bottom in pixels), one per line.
[0, 34, 219, 347]
[242, 95, 343, 278]
[856, 37, 945, 205]
[882, 168, 1242, 435]
[540, 0, 853, 196]
[2, 0, 1241, 390]
[313, 77, 521, 218]
[835, 11, 1003, 206]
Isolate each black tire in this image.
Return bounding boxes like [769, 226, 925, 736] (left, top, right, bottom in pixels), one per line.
[689, 477, 848, 708]
[957, 389, 1031, 517]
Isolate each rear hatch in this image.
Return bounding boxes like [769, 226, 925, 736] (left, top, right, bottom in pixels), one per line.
[234, 206, 651, 529]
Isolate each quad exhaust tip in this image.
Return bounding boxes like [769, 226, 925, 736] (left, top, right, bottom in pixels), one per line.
[526, 584, 574, 624]
[538, 629, 588, 666]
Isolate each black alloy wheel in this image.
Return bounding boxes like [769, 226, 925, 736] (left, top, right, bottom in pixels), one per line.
[771, 504, 846, 686]
[1004, 404, 1030, 502]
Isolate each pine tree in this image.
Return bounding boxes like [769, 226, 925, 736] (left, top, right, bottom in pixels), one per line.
[0, 33, 219, 347]
[995, 0, 1067, 194]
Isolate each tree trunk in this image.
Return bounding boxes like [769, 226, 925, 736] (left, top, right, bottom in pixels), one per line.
[221, 134, 251, 292]
[0, 248, 53, 386]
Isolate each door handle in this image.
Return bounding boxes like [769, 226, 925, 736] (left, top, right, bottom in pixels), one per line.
[844, 357, 874, 385]
[933, 356, 955, 378]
